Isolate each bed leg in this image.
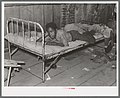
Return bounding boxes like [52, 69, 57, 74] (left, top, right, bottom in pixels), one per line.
[42, 60, 45, 83]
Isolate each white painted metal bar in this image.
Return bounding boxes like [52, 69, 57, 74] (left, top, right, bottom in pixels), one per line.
[6, 67, 12, 86]
[22, 22, 25, 46]
[42, 31, 45, 82]
[6, 20, 9, 34]
[22, 22, 24, 38]
[34, 23, 37, 45]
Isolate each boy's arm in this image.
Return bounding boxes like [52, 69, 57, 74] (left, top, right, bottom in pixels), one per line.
[62, 37, 69, 46]
[46, 41, 64, 47]
[60, 33, 69, 47]
[36, 33, 50, 42]
[46, 36, 68, 47]
[46, 39, 64, 47]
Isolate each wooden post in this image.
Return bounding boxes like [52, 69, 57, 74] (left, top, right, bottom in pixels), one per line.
[12, 19, 14, 34]
[42, 5, 45, 29]
[17, 20, 19, 35]
[52, 5, 54, 22]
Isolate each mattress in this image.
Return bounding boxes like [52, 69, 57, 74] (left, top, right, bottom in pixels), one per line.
[5, 33, 104, 59]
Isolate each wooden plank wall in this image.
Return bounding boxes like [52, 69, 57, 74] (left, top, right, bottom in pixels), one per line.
[4, 4, 61, 34]
[4, 4, 115, 48]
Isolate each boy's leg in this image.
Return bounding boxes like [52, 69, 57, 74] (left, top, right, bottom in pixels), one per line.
[79, 32, 95, 44]
[67, 30, 95, 44]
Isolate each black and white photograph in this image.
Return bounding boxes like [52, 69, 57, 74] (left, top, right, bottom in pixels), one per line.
[2, 0, 119, 96]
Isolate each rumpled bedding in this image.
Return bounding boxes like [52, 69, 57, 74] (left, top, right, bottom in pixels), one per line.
[64, 23, 112, 38]
[64, 23, 90, 34]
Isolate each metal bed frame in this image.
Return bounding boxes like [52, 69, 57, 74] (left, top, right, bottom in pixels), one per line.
[5, 17, 104, 85]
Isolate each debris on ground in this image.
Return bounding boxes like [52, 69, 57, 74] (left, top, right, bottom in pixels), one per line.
[111, 65, 116, 69]
[82, 67, 90, 71]
[91, 54, 97, 57]
[57, 65, 62, 68]
[88, 47, 94, 52]
[28, 68, 31, 71]
[4, 68, 15, 82]
[71, 77, 74, 79]
[4, 68, 8, 81]
[89, 45, 116, 64]
[84, 49, 91, 53]
[46, 73, 51, 80]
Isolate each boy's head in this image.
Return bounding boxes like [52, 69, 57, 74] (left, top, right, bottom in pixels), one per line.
[46, 22, 57, 39]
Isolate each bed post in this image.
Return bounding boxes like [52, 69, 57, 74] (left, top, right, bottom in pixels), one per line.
[42, 33, 45, 82]
[42, 57, 45, 83]
[38, 23, 45, 83]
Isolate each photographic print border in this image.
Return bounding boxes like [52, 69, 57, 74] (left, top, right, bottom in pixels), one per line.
[1, 0, 119, 97]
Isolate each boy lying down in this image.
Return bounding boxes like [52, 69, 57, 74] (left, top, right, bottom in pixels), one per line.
[44, 22, 114, 48]
[45, 22, 96, 47]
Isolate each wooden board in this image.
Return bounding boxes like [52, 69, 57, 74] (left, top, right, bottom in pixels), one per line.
[33, 5, 44, 27]
[44, 5, 53, 27]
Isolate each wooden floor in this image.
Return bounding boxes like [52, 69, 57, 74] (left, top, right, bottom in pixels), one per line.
[4, 42, 117, 86]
